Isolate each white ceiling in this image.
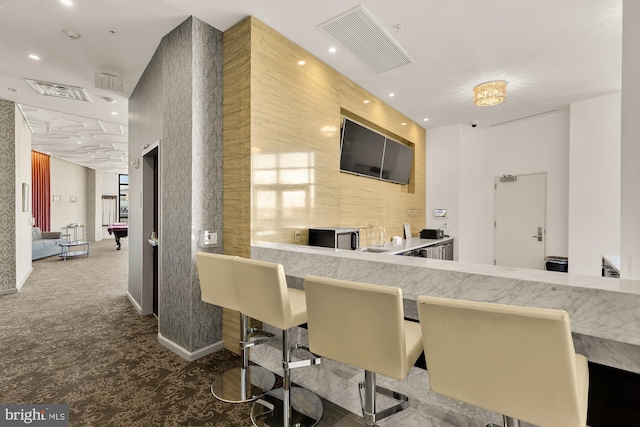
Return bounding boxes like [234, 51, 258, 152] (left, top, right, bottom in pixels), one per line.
[0, 0, 622, 173]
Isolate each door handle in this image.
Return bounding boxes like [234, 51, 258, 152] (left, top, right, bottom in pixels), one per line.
[532, 227, 543, 242]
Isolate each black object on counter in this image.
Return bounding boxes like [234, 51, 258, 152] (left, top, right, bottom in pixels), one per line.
[420, 229, 444, 239]
[545, 256, 568, 272]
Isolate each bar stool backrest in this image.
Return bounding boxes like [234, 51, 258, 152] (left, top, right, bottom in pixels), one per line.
[195, 252, 240, 311]
[304, 275, 413, 380]
[234, 257, 293, 331]
[417, 295, 587, 427]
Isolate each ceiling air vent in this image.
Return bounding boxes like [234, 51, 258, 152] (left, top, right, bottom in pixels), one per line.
[25, 79, 91, 102]
[319, 5, 414, 73]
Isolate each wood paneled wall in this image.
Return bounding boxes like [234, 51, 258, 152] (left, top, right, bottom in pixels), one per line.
[224, 16, 425, 256]
[223, 17, 426, 351]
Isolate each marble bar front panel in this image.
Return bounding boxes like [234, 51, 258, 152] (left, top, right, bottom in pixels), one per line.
[252, 242, 640, 374]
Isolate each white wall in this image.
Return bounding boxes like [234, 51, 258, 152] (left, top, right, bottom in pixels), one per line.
[15, 106, 32, 289]
[459, 125, 487, 263]
[621, 0, 640, 279]
[569, 92, 621, 276]
[483, 111, 570, 263]
[101, 171, 119, 196]
[50, 158, 87, 240]
[425, 125, 460, 259]
[427, 111, 570, 266]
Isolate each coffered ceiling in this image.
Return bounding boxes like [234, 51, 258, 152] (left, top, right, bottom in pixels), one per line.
[0, 0, 623, 173]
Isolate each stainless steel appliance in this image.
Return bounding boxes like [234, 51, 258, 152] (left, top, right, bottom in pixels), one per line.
[309, 227, 360, 250]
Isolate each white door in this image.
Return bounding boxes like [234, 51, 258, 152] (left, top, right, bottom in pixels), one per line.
[495, 173, 546, 269]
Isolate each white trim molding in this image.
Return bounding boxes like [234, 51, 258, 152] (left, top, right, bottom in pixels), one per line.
[126, 291, 143, 314]
[16, 267, 33, 292]
[157, 332, 224, 361]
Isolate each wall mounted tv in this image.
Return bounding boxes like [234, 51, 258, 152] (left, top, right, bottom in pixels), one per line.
[339, 117, 414, 184]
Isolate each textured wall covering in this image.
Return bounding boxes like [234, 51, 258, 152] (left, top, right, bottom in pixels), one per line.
[85, 169, 102, 242]
[0, 99, 16, 291]
[161, 18, 195, 350]
[130, 16, 223, 354]
[189, 18, 224, 350]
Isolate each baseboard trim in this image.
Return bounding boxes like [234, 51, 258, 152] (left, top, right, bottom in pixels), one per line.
[16, 267, 33, 292]
[157, 332, 224, 361]
[126, 292, 143, 314]
[0, 288, 18, 296]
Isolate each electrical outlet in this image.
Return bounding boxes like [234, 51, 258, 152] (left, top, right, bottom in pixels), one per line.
[294, 230, 301, 243]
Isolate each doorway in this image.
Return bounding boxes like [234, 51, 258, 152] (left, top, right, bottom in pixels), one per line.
[494, 173, 547, 269]
[142, 142, 160, 317]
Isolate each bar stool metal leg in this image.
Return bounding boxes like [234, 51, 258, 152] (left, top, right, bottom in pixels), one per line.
[250, 329, 323, 427]
[211, 313, 276, 403]
[359, 370, 409, 426]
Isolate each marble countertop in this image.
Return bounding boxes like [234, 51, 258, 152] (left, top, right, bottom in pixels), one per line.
[363, 236, 454, 255]
[252, 241, 640, 352]
[255, 241, 639, 295]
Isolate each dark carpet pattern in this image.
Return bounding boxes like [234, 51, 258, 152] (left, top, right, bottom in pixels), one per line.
[0, 239, 253, 426]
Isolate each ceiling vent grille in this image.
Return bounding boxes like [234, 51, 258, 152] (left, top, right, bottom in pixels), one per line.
[319, 5, 414, 73]
[25, 79, 91, 102]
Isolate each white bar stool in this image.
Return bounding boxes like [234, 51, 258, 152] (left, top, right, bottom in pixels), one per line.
[303, 275, 423, 426]
[196, 252, 276, 403]
[234, 257, 323, 427]
[417, 296, 589, 427]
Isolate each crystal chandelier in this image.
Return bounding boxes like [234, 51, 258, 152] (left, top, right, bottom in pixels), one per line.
[473, 80, 507, 107]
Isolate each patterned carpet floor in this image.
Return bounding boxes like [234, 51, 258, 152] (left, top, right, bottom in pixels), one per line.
[0, 239, 258, 426]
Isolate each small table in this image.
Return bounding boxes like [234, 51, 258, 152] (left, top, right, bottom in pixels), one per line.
[59, 241, 90, 260]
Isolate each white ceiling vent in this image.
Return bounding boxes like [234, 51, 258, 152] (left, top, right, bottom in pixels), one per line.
[319, 5, 414, 73]
[25, 79, 91, 102]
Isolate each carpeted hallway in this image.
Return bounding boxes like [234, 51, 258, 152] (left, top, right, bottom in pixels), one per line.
[0, 239, 364, 426]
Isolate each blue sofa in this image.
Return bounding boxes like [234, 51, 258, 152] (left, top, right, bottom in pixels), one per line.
[32, 227, 64, 260]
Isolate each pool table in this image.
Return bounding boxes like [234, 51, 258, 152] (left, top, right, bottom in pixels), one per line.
[107, 223, 128, 250]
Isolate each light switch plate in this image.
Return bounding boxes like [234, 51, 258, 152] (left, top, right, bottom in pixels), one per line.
[201, 230, 220, 247]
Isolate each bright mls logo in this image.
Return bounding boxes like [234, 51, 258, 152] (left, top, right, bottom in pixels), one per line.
[1, 405, 69, 426]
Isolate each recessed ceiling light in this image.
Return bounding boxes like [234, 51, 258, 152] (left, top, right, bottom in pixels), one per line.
[102, 96, 117, 104]
[363, 99, 370, 104]
[111, 111, 118, 115]
[7, 88, 18, 93]
[401, 122, 407, 126]
[329, 47, 337, 53]
[298, 60, 306, 65]
[423, 118, 429, 122]
[76, 141, 82, 144]
[28, 54, 41, 60]
[60, 0, 73, 6]
[388, 93, 395, 97]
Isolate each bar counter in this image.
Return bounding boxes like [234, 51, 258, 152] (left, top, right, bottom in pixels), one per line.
[252, 240, 640, 374]
[249, 241, 640, 425]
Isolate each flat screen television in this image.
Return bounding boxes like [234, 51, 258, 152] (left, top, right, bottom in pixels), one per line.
[340, 117, 413, 184]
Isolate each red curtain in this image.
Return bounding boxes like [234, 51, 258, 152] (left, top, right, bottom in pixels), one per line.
[31, 151, 50, 231]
